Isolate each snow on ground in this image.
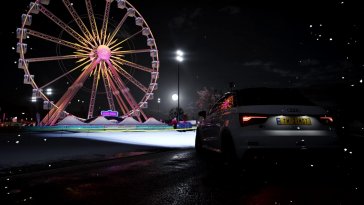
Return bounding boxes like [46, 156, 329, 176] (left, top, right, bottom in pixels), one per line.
[43, 130, 196, 148]
[0, 130, 195, 170]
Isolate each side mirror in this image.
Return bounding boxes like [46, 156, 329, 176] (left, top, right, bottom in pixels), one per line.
[198, 111, 206, 119]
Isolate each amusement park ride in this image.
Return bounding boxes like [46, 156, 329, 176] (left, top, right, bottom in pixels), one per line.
[16, 0, 159, 126]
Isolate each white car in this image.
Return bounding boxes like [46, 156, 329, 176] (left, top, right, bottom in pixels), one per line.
[195, 88, 340, 162]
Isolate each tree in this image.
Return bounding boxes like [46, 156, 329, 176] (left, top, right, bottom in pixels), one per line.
[196, 87, 222, 111]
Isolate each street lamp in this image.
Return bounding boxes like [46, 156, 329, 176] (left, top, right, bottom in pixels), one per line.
[175, 50, 183, 123]
[171, 94, 178, 101]
[157, 98, 161, 113]
[45, 88, 53, 125]
[46, 88, 52, 95]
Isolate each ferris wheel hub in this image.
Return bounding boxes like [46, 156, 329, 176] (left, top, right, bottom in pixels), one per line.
[97, 45, 111, 61]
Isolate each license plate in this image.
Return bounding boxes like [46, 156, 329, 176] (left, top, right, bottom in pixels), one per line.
[276, 117, 312, 125]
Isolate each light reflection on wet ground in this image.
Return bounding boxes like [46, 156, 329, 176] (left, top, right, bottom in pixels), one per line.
[1, 148, 364, 205]
[1, 127, 364, 204]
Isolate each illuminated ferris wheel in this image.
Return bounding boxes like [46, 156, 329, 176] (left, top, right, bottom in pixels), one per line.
[16, 0, 159, 125]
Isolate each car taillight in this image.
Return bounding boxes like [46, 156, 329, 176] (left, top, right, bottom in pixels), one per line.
[239, 114, 268, 126]
[319, 116, 334, 125]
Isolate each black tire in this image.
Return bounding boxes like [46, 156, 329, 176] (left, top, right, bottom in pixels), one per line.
[195, 130, 204, 154]
[221, 131, 238, 167]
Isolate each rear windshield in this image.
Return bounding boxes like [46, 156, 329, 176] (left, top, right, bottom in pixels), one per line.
[235, 88, 314, 106]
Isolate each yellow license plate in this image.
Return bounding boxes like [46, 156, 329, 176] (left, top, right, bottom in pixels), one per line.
[276, 117, 312, 125]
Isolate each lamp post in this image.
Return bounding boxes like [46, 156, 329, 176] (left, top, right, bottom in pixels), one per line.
[157, 98, 161, 113]
[45, 88, 52, 125]
[176, 50, 183, 124]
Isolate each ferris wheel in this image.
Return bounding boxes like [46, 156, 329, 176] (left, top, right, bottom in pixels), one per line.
[16, 0, 159, 125]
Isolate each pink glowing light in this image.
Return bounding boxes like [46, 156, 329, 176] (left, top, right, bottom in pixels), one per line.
[97, 45, 111, 61]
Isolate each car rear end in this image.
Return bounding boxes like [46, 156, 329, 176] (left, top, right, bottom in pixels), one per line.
[229, 88, 340, 160]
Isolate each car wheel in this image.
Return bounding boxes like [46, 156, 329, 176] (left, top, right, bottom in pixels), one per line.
[195, 129, 204, 154]
[221, 131, 238, 167]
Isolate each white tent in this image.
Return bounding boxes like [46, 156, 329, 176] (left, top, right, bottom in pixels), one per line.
[89, 116, 115, 125]
[119, 117, 141, 125]
[57, 115, 85, 125]
[143, 117, 166, 125]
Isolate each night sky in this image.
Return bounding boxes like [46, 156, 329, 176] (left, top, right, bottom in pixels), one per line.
[0, 0, 363, 119]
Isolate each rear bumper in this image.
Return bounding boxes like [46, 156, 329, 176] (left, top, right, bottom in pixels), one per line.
[239, 148, 344, 168]
[242, 147, 342, 159]
[232, 130, 340, 159]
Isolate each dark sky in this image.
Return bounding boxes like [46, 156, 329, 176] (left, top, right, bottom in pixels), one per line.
[0, 0, 363, 118]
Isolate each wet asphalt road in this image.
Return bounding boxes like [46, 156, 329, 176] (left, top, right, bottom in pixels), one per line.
[1, 148, 364, 205]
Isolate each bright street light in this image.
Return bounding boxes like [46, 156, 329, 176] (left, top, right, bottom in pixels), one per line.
[176, 50, 184, 62]
[176, 55, 184, 62]
[176, 50, 184, 57]
[175, 49, 184, 123]
[157, 98, 161, 113]
[172, 94, 178, 101]
[46, 88, 52, 95]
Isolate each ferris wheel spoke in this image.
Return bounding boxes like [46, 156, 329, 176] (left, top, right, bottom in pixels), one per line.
[113, 91, 128, 115]
[137, 109, 147, 121]
[100, 64, 116, 111]
[100, 0, 111, 45]
[109, 84, 128, 115]
[119, 30, 143, 44]
[105, 70, 128, 115]
[87, 67, 100, 119]
[26, 54, 88, 63]
[45, 60, 98, 125]
[106, 12, 129, 46]
[62, 0, 97, 46]
[107, 70, 133, 115]
[112, 49, 151, 55]
[38, 4, 92, 48]
[85, 0, 101, 44]
[27, 29, 88, 51]
[39, 59, 91, 90]
[112, 58, 154, 73]
[107, 63, 142, 116]
[109, 30, 142, 49]
[111, 79, 143, 121]
[110, 60, 148, 93]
